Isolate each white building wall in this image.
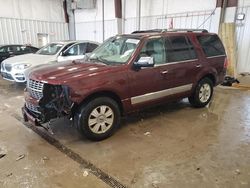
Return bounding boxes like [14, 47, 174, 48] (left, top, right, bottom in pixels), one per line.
[0, 0, 65, 22]
[236, 0, 250, 73]
[238, 0, 250, 6]
[75, 0, 220, 42]
[124, 0, 217, 18]
[0, 0, 69, 47]
[75, 0, 117, 42]
[75, 0, 115, 22]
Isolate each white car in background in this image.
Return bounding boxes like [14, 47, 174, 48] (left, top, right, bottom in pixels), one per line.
[0, 40, 99, 83]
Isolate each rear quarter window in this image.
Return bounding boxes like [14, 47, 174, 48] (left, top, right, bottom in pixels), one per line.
[197, 35, 225, 57]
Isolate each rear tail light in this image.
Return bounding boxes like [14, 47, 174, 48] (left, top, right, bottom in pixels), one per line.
[224, 57, 228, 69]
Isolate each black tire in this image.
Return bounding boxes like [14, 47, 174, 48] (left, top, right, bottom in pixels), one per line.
[75, 97, 121, 141]
[188, 78, 213, 108]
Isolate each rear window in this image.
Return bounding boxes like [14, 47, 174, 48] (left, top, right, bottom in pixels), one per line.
[166, 36, 197, 62]
[197, 35, 225, 57]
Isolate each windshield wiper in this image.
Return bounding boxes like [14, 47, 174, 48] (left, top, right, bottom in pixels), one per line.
[89, 56, 109, 65]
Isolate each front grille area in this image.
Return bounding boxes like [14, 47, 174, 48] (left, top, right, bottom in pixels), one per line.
[26, 102, 40, 114]
[27, 79, 44, 100]
[4, 64, 12, 72]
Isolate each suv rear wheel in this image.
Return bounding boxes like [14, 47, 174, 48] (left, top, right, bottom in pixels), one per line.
[188, 78, 213, 108]
[76, 97, 121, 141]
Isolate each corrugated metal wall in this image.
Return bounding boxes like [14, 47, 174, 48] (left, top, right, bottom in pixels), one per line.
[124, 9, 219, 34]
[75, 9, 219, 43]
[0, 17, 69, 47]
[75, 19, 117, 42]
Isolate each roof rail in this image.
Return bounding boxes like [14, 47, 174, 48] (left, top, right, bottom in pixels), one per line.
[131, 28, 208, 34]
[168, 29, 208, 33]
[131, 29, 167, 34]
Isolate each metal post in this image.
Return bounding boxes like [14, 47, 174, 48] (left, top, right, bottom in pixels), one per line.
[220, 0, 228, 24]
[114, 0, 122, 34]
[102, 0, 105, 42]
[66, 0, 76, 40]
[136, 0, 141, 30]
[122, 0, 126, 33]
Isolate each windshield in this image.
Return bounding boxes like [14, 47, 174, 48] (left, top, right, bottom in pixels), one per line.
[36, 43, 64, 55]
[88, 36, 140, 64]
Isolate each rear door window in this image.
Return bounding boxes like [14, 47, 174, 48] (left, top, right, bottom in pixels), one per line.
[18, 46, 30, 53]
[166, 36, 197, 62]
[6, 46, 17, 53]
[197, 35, 225, 57]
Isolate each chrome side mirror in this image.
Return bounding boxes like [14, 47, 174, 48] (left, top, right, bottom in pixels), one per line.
[134, 56, 154, 68]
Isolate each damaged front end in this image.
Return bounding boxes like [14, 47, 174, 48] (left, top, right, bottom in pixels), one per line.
[24, 79, 74, 125]
[38, 84, 73, 123]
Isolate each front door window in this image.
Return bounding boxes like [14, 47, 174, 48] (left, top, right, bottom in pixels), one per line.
[138, 38, 166, 65]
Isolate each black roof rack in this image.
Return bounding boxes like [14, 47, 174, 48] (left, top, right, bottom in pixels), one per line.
[131, 28, 208, 34]
[131, 29, 167, 34]
[168, 29, 208, 33]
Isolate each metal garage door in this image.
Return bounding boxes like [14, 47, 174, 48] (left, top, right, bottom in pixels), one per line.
[236, 6, 250, 74]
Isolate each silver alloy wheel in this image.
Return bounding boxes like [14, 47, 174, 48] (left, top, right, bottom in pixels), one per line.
[199, 83, 211, 103]
[88, 105, 114, 134]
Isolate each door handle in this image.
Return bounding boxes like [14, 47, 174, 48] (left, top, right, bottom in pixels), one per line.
[196, 64, 202, 68]
[161, 70, 169, 75]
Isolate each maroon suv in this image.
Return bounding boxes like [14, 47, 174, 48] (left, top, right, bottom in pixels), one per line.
[22, 29, 227, 141]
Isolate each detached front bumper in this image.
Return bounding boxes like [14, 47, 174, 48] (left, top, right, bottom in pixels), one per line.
[23, 90, 43, 125]
[22, 106, 41, 126]
[23, 83, 73, 125]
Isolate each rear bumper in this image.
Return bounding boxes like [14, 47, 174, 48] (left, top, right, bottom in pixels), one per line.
[216, 70, 226, 85]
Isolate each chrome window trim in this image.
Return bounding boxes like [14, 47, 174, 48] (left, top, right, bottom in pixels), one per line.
[206, 55, 226, 58]
[131, 84, 193, 105]
[155, 59, 198, 67]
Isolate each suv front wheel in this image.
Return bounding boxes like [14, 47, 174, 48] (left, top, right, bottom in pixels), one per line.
[188, 78, 213, 108]
[76, 97, 121, 141]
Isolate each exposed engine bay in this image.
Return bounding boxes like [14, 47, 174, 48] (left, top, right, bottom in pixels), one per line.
[37, 84, 73, 124]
